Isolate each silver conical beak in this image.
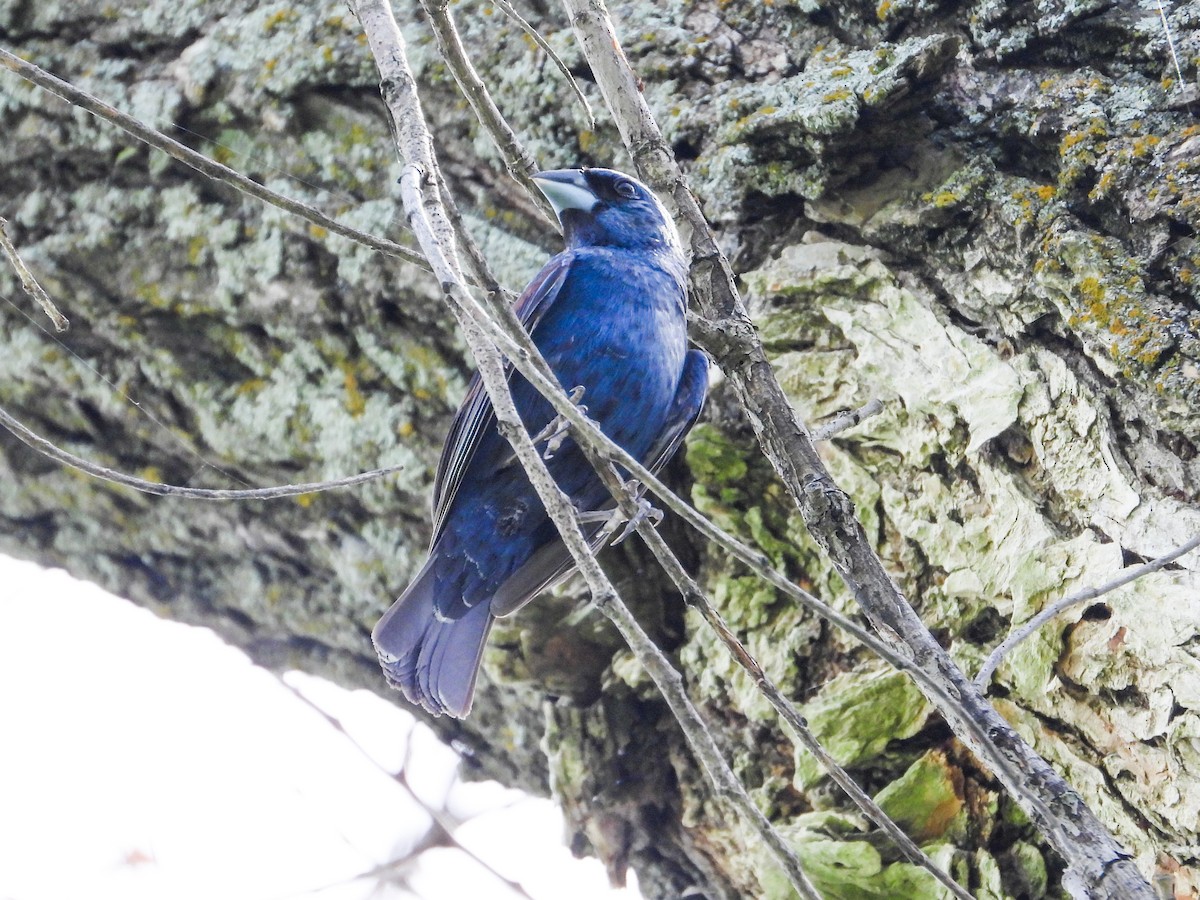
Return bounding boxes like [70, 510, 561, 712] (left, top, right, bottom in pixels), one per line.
[532, 169, 599, 221]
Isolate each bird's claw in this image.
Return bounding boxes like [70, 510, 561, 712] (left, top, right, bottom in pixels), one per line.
[577, 483, 663, 545]
[610, 496, 663, 545]
[540, 420, 574, 459]
[532, 385, 588, 459]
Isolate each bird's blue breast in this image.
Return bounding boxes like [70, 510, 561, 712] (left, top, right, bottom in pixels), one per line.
[527, 247, 687, 454]
[432, 246, 688, 614]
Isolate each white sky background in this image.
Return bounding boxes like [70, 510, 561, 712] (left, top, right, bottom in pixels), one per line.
[0, 555, 641, 900]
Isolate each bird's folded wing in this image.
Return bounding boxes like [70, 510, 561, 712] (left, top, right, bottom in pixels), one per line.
[430, 253, 575, 543]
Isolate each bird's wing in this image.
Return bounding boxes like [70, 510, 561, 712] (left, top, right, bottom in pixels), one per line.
[429, 253, 574, 543]
[490, 350, 709, 620]
[489, 519, 609, 618]
[638, 348, 711, 476]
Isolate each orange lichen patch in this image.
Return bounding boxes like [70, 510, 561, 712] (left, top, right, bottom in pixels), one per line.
[340, 362, 366, 417]
[263, 9, 298, 32]
[1089, 170, 1117, 200]
[1078, 276, 1105, 305]
[1131, 134, 1161, 158]
[1061, 132, 1090, 152]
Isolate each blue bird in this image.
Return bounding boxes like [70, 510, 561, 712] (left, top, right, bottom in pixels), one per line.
[372, 168, 709, 717]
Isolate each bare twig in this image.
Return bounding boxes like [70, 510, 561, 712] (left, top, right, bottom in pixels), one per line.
[0, 46, 430, 273]
[277, 678, 537, 900]
[976, 532, 1200, 689]
[557, 0, 1154, 895]
[810, 398, 885, 443]
[598, 467, 974, 900]
[420, 0, 556, 222]
[1156, 2, 1189, 104]
[431, 155, 518, 301]
[0, 216, 68, 330]
[0, 403, 408, 500]
[350, 1, 819, 894]
[489, 0, 596, 130]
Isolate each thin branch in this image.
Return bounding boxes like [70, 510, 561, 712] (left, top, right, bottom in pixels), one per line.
[1156, 2, 1189, 106]
[420, 0, 557, 222]
[556, 1, 1155, 896]
[431, 159, 516, 301]
[810, 398, 885, 443]
[0, 216, 68, 330]
[350, 2, 820, 894]
[277, 678, 537, 900]
[0, 46, 430, 273]
[976, 532, 1200, 690]
[489, 0, 596, 130]
[596, 466, 974, 900]
[0, 403, 408, 500]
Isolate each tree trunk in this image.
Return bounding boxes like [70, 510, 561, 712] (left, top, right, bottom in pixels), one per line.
[2, 1, 1197, 897]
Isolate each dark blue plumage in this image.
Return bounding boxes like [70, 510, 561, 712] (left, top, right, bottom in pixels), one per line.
[373, 168, 709, 717]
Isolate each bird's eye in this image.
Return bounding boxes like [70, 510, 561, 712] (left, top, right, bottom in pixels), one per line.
[614, 180, 637, 199]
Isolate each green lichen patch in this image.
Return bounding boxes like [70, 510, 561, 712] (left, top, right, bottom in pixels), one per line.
[683, 413, 843, 721]
[874, 750, 966, 843]
[758, 818, 962, 899]
[793, 668, 930, 789]
[687, 421, 821, 573]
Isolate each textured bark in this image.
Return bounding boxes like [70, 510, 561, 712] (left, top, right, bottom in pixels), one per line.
[2, 1, 1198, 898]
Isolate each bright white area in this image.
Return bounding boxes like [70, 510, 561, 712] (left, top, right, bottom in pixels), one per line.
[0, 555, 640, 900]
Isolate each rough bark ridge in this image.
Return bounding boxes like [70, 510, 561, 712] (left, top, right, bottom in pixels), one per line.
[1, 1, 1198, 897]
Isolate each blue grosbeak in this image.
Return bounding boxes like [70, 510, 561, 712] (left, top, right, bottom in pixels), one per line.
[373, 168, 709, 717]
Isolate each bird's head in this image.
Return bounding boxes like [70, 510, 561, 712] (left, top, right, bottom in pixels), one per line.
[533, 168, 683, 255]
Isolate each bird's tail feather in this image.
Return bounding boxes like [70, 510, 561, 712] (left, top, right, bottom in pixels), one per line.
[372, 564, 494, 718]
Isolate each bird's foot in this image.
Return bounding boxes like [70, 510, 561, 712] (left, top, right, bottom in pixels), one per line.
[612, 496, 663, 544]
[584, 486, 662, 545]
[531, 385, 588, 459]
